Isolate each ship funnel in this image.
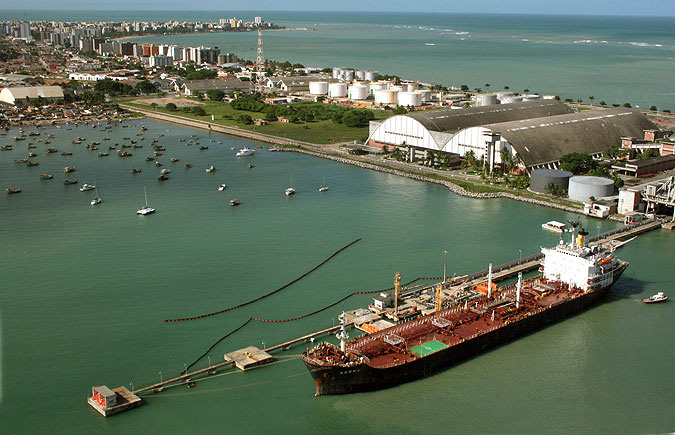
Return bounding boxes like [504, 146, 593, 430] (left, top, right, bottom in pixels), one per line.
[577, 228, 588, 248]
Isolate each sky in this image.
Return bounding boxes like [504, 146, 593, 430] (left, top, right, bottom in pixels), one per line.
[2, 0, 674, 16]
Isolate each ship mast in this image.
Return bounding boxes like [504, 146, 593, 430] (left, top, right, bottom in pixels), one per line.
[516, 272, 522, 309]
[335, 312, 349, 353]
[487, 263, 493, 299]
[394, 272, 401, 315]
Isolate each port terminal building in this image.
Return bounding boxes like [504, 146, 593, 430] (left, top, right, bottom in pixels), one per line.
[367, 101, 659, 174]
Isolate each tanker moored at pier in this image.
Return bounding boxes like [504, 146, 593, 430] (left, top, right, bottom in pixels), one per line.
[302, 225, 628, 395]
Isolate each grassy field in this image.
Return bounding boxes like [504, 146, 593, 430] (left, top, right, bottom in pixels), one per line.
[119, 98, 388, 144]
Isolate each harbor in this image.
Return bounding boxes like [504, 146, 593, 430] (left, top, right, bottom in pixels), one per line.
[87, 217, 664, 414]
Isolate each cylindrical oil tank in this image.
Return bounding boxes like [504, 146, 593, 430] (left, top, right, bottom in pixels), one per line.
[529, 169, 573, 194]
[415, 89, 431, 101]
[342, 70, 354, 82]
[309, 81, 329, 95]
[542, 95, 556, 100]
[405, 82, 419, 92]
[495, 91, 513, 102]
[355, 70, 366, 80]
[397, 91, 422, 107]
[390, 84, 406, 92]
[364, 71, 378, 81]
[348, 84, 369, 100]
[370, 82, 388, 94]
[502, 95, 523, 104]
[332, 67, 343, 79]
[374, 89, 398, 104]
[568, 176, 615, 202]
[522, 94, 541, 102]
[478, 94, 498, 106]
[328, 82, 348, 98]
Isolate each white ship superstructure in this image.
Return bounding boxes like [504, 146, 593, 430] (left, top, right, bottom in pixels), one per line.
[541, 226, 624, 291]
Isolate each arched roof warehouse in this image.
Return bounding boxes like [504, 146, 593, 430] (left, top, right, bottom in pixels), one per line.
[484, 108, 658, 167]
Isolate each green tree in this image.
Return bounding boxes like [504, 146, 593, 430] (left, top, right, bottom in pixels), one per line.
[165, 102, 177, 111]
[191, 106, 206, 116]
[135, 80, 156, 94]
[623, 102, 632, 108]
[206, 89, 225, 101]
[237, 114, 253, 124]
[650, 105, 657, 111]
[559, 153, 597, 174]
[392, 106, 408, 115]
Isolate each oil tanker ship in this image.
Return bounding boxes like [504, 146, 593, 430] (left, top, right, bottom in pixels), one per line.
[302, 226, 628, 395]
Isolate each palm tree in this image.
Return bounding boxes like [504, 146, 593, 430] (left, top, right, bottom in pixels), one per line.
[484, 83, 490, 92]
[504, 85, 510, 91]
[589, 96, 595, 105]
[523, 88, 530, 93]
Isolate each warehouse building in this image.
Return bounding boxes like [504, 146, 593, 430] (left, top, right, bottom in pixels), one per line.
[0, 86, 64, 105]
[368, 101, 658, 173]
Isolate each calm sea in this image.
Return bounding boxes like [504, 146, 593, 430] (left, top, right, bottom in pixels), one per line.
[0, 118, 673, 433]
[2, 10, 674, 110]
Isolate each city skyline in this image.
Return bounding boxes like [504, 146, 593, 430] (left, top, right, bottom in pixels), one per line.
[1, 0, 674, 17]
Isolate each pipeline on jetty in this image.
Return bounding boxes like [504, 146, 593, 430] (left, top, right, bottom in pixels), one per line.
[182, 276, 439, 372]
[165, 238, 362, 323]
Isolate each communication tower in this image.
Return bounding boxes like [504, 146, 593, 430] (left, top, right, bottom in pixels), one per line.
[255, 29, 265, 93]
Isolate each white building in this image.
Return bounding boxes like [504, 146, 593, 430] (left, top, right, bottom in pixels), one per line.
[0, 86, 64, 105]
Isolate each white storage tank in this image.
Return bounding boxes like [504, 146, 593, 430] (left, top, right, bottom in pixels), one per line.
[370, 82, 388, 94]
[332, 67, 344, 79]
[568, 176, 615, 202]
[355, 70, 366, 80]
[374, 89, 398, 104]
[390, 84, 406, 92]
[495, 91, 513, 102]
[397, 91, 422, 107]
[405, 82, 419, 92]
[478, 94, 498, 106]
[309, 81, 329, 95]
[342, 70, 354, 82]
[542, 95, 557, 100]
[348, 84, 369, 100]
[364, 71, 378, 81]
[328, 82, 348, 98]
[502, 95, 523, 104]
[415, 89, 431, 102]
[522, 94, 541, 102]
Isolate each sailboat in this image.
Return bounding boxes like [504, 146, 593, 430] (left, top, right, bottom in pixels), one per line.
[90, 186, 102, 205]
[137, 187, 156, 215]
[318, 175, 329, 192]
[285, 173, 295, 196]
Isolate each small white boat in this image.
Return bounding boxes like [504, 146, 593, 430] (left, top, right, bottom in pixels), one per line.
[218, 184, 227, 191]
[79, 183, 95, 192]
[137, 187, 156, 215]
[285, 187, 296, 196]
[205, 165, 216, 173]
[542, 221, 566, 233]
[230, 199, 240, 206]
[318, 175, 329, 192]
[159, 168, 171, 175]
[236, 147, 255, 157]
[90, 197, 102, 206]
[642, 292, 668, 304]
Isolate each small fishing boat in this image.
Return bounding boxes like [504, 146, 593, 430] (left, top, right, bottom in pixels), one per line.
[155, 161, 162, 167]
[80, 183, 95, 192]
[90, 196, 102, 206]
[184, 163, 193, 169]
[14, 158, 27, 163]
[642, 292, 668, 304]
[118, 150, 132, 157]
[218, 184, 227, 191]
[1, 145, 12, 151]
[157, 174, 169, 181]
[98, 152, 109, 157]
[230, 199, 241, 206]
[28, 152, 38, 157]
[26, 161, 39, 166]
[236, 147, 255, 157]
[61, 151, 73, 156]
[63, 166, 76, 173]
[199, 145, 209, 150]
[46, 147, 58, 153]
[170, 157, 180, 162]
[132, 168, 142, 174]
[205, 165, 216, 173]
[145, 156, 155, 161]
[40, 174, 53, 180]
[6, 187, 21, 194]
[64, 179, 78, 185]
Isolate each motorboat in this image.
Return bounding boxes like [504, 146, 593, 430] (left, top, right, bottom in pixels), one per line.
[285, 187, 296, 196]
[39, 174, 53, 180]
[61, 152, 72, 156]
[642, 292, 668, 304]
[6, 187, 21, 194]
[157, 174, 169, 181]
[90, 197, 102, 206]
[248, 164, 255, 169]
[184, 163, 193, 169]
[80, 183, 95, 191]
[236, 147, 255, 157]
[218, 184, 227, 191]
[98, 152, 109, 157]
[199, 145, 209, 150]
[137, 187, 156, 215]
[14, 158, 28, 163]
[160, 168, 171, 175]
[205, 165, 216, 173]
[131, 168, 142, 174]
[230, 199, 241, 206]
[542, 221, 566, 233]
[28, 152, 38, 157]
[170, 158, 180, 162]
[64, 179, 78, 185]
[26, 161, 39, 166]
[63, 166, 76, 173]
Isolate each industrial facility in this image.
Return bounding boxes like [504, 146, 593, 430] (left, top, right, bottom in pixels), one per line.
[368, 102, 659, 173]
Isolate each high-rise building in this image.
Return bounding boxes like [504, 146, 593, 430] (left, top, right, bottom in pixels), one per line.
[254, 17, 263, 25]
[19, 22, 33, 42]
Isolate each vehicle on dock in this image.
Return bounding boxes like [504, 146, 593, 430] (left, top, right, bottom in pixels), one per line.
[642, 292, 668, 304]
[542, 221, 566, 233]
[302, 224, 628, 396]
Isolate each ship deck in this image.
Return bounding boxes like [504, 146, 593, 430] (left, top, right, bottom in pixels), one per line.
[346, 277, 575, 369]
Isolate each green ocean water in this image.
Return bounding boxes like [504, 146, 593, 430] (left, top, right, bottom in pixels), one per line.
[0, 119, 673, 433]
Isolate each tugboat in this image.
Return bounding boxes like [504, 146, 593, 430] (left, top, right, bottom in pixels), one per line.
[642, 292, 668, 304]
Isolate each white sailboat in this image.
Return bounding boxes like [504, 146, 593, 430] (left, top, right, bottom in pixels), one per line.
[90, 186, 102, 205]
[137, 187, 156, 215]
[285, 173, 295, 196]
[318, 175, 329, 192]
